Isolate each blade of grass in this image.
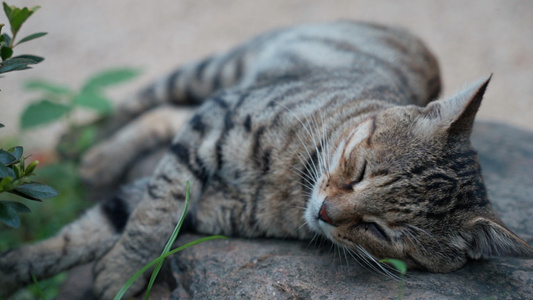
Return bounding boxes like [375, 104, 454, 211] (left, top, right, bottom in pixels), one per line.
[31, 273, 46, 300]
[144, 181, 191, 299]
[113, 235, 227, 300]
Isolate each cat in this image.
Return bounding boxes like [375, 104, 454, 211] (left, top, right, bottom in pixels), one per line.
[1, 21, 532, 299]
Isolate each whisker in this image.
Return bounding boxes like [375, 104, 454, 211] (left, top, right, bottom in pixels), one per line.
[357, 245, 400, 280]
[273, 101, 323, 182]
[346, 248, 377, 274]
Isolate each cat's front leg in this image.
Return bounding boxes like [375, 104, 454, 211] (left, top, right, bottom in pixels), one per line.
[91, 153, 204, 299]
[80, 105, 193, 188]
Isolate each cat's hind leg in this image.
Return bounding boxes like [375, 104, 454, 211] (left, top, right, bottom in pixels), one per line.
[0, 178, 149, 299]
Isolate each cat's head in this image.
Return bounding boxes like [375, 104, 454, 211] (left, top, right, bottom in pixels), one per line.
[305, 75, 533, 272]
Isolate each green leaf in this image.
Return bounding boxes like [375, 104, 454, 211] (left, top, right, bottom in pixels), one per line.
[0, 149, 16, 164]
[2, 33, 11, 47]
[25, 79, 72, 95]
[12, 164, 20, 178]
[0, 201, 30, 228]
[8, 146, 23, 160]
[20, 100, 71, 129]
[7, 6, 31, 36]
[379, 258, 407, 274]
[83, 68, 140, 90]
[0, 175, 13, 191]
[77, 126, 96, 153]
[0, 61, 29, 73]
[3, 3, 13, 24]
[73, 91, 113, 114]
[14, 182, 59, 200]
[0, 54, 44, 74]
[0, 201, 21, 228]
[10, 54, 44, 63]
[24, 160, 39, 176]
[0, 163, 15, 178]
[0, 123, 4, 128]
[2, 200, 30, 213]
[16, 31, 47, 45]
[379, 258, 406, 300]
[30, 6, 41, 14]
[0, 44, 11, 60]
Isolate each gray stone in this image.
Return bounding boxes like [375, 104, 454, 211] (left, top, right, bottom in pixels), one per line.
[59, 121, 533, 299]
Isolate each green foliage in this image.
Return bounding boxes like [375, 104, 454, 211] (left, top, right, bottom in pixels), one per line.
[20, 100, 70, 129]
[114, 182, 227, 300]
[21, 68, 140, 130]
[0, 161, 90, 252]
[0, 2, 46, 75]
[0, 2, 57, 230]
[20, 68, 140, 162]
[0, 129, 58, 228]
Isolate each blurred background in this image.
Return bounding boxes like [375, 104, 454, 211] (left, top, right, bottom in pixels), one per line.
[1, 0, 532, 151]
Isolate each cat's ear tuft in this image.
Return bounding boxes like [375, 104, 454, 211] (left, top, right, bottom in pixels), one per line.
[466, 216, 533, 260]
[423, 75, 492, 136]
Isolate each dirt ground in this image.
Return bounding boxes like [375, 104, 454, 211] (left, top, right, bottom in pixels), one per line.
[1, 0, 532, 150]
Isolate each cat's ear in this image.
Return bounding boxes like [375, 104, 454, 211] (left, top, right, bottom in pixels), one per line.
[466, 216, 533, 260]
[422, 75, 492, 136]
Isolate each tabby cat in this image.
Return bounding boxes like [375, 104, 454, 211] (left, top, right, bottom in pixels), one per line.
[1, 21, 532, 299]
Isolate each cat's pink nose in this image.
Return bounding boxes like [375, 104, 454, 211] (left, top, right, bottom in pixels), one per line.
[318, 203, 333, 224]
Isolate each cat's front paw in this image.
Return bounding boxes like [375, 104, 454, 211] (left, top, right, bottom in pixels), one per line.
[92, 248, 148, 299]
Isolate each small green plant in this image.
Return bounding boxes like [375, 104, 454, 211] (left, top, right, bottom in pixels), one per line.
[21, 68, 140, 129]
[114, 182, 227, 300]
[20, 68, 140, 158]
[0, 124, 58, 228]
[379, 258, 407, 300]
[0, 2, 46, 76]
[0, 2, 57, 229]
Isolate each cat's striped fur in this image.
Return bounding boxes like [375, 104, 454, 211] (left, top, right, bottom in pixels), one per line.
[1, 21, 532, 299]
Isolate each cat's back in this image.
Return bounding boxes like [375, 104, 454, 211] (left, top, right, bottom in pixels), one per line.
[239, 21, 440, 106]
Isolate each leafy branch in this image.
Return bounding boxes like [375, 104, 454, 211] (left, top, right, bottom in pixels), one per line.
[21, 68, 140, 159]
[0, 3, 56, 228]
[21, 68, 140, 129]
[0, 126, 58, 228]
[0, 2, 46, 75]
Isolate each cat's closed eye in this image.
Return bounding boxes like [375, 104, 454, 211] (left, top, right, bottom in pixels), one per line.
[356, 221, 389, 241]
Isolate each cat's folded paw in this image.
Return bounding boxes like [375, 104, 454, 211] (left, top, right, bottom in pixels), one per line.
[80, 105, 193, 188]
[92, 249, 148, 299]
[80, 141, 123, 187]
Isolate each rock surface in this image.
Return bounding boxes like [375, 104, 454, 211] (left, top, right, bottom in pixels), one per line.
[58, 121, 533, 299]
